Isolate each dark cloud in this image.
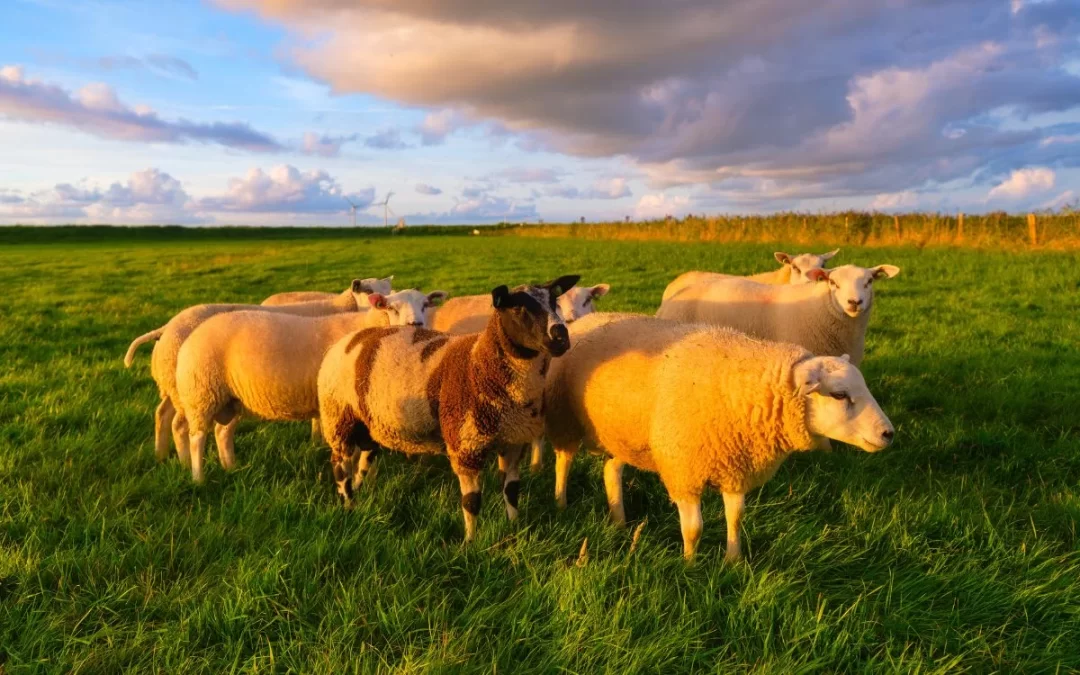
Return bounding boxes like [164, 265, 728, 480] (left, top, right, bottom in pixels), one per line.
[219, 0, 1080, 205]
[98, 54, 199, 80]
[415, 183, 442, 195]
[0, 65, 281, 151]
[364, 128, 409, 149]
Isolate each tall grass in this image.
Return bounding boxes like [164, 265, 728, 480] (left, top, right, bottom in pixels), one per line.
[499, 210, 1080, 250]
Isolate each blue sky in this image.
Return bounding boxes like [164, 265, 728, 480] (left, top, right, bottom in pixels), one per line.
[1, 0, 1079, 225]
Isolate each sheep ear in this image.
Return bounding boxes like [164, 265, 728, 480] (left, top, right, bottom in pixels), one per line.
[378, 276, 394, 292]
[794, 361, 822, 397]
[806, 268, 830, 283]
[839, 353, 851, 362]
[491, 285, 513, 309]
[545, 274, 580, 298]
[351, 278, 367, 293]
[872, 265, 900, 280]
[774, 252, 792, 265]
[366, 293, 387, 309]
[591, 283, 611, 298]
[427, 290, 448, 305]
[821, 249, 840, 261]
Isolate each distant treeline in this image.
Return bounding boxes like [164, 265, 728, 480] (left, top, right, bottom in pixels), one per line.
[498, 211, 1080, 250]
[0, 224, 479, 245]
[3, 211, 1079, 249]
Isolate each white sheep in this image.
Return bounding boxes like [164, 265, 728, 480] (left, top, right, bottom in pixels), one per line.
[544, 313, 894, 560]
[123, 279, 388, 462]
[261, 276, 393, 306]
[656, 263, 899, 366]
[318, 276, 579, 541]
[429, 283, 610, 334]
[175, 289, 447, 483]
[427, 282, 610, 471]
[661, 249, 839, 303]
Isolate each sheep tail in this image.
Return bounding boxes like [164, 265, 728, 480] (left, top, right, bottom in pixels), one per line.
[124, 328, 164, 367]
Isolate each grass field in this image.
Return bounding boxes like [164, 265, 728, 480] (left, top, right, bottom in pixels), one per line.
[1, 232, 1079, 673]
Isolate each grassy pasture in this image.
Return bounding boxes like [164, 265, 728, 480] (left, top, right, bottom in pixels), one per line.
[1, 231, 1079, 673]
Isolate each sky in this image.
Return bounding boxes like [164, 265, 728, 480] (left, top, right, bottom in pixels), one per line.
[1, 0, 1079, 226]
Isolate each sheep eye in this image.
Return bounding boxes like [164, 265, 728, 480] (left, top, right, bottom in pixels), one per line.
[830, 392, 848, 401]
[792, 265, 800, 274]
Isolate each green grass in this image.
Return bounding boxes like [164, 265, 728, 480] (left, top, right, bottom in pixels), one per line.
[1, 232, 1079, 673]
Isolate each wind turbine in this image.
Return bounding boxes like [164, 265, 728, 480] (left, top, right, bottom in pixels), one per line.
[343, 197, 358, 227]
[378, 191, 395, 228]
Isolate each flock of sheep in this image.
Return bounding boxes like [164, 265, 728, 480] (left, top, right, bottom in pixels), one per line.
[124, 248, 900, 561]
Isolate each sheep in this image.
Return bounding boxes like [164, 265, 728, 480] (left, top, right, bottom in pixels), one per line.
[661, 249, 839, 303]
[175, 289, 447, 483]
[317, 276, 579, 542]
[427, 282, 610, 471]
[655, 264, 899, 366]
[430, 283, 610, 334]
[261, 276, 393, 307]
[544, 313, 894, 561]
[122, 280, 384, 462]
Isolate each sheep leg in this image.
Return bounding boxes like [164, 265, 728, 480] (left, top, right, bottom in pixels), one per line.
[603, 457, 626, 527]
[189, 430, 207, 484]
[675, 498, 703, 560]
[310, 418, 322, 444]
[352, 447, 379, 491]
[528, 437, 544, 472]
[154, 397, 175, 462]
[722, 492, 745, 562]
[172, 413, 190, 468]
[213, 420, 239, 471]
[554, 448, 574, 509]
[329, 442, 357, 508]
[497, 445, 524, 521]
[455, 469, 483, 543]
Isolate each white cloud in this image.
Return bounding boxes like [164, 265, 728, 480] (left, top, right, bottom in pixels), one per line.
[1039, 189, 1077, 210]
[545, 177, 632, 200]
[988, 167, 1055, 200]
[200, 165, 374, 213]
[417, 108, 467, 146]
[633, 192, 691, 219]
[415, 183, 442, 195]
[1, 168, 205, 224]
[870, 190, 919, 210]
[301, 131, 358, 157]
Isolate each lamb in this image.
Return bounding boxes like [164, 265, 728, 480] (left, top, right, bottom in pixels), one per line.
[261, 276, 393, 306]
[544, 313, 894, 561]
[430, 283, 610, 334]
[426, 282, 610, 471]
[656, 263, 899, 366]
[176, 289, 447, 483]
[318, 275, 579, 542]
[661, 249, 839, 303]
[122, 279, 385, 462]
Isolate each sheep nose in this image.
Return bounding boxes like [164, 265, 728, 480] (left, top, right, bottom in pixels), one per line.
[847, 298, 862, 308]
[549, 323, 569, 343]
[881, 429, 894, 443]
[407, 321, 423, 327]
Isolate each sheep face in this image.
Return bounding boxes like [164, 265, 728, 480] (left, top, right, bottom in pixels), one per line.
[367, 289, 447, 327]
[775, 249, 839, 284]
[491, 275, 580, 357]
[808, 264, 900, 318]
[351, 276, 394, 305]
[557, 284, 610, 323]
[796, 355, 895, 452]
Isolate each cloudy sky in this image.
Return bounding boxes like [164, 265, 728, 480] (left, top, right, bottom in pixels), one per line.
[1, 0, 1079, 225]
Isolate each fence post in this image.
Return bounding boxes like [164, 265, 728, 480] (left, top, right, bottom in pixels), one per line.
[957, 212, 964, 242]
[1027, 213, 1037, 246]
[893, 215, 901, 241]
